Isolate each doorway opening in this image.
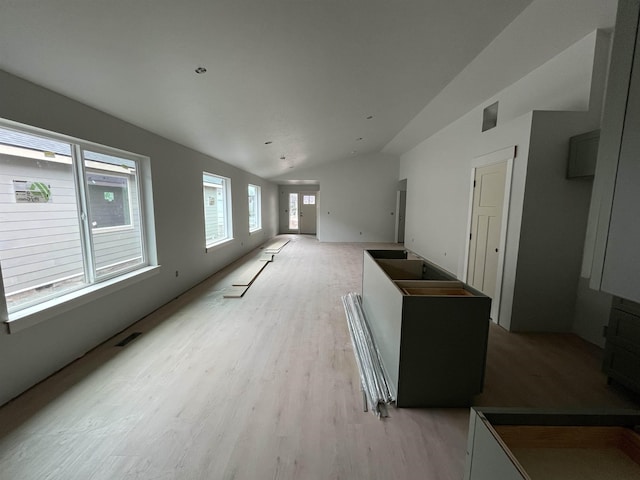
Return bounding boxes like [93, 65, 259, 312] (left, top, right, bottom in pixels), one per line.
[279, 185, 319, 236]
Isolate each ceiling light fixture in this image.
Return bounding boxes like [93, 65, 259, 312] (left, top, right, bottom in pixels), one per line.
[265, 141, 273, 145]
[195, 66, 207, 74]
[280, 155, 286, 160]
[356, 137, 363, 141]
[366, 115, 374, 119]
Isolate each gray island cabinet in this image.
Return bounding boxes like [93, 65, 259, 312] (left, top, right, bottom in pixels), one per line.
[604, 297, 640, 395]
[361, 249, 491, 407]
[464, 407, 640, 480]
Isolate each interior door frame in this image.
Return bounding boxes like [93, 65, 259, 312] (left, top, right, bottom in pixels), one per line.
[463, 146, 515, 325]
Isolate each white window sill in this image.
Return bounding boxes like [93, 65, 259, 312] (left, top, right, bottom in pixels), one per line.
[4, 265, 161, 334]
[249, 228, 262, 235]
[205, 238, 234, 253]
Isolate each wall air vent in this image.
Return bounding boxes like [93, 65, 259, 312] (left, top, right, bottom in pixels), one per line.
[482, 101, 498, 132]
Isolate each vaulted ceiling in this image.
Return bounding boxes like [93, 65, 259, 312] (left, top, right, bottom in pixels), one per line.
[0, 0, 534, 178]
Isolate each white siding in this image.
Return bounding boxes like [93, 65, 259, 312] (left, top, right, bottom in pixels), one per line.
[0, 154, 143, 298]
[0, 155, 84, 295]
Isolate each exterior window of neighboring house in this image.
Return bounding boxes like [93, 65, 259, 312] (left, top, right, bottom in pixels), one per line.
[248, 184, 261, 232]
[0, 121, 153, 319]
[203, 173, 233, 247]
[86, 172, 132, 229]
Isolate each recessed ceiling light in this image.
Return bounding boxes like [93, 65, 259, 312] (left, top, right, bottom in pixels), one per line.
[280, 155, 286, 160]
[265, 141, 273, 145]
[356, 137, 363, 141]
[195, 67, 207, 74]
[366, 115, 374, 119]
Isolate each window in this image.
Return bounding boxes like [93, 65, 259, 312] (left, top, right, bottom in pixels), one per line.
[248, 184, 261, 232]
[303, 194, 316, 205]
[289, 193, 298, 230]
[0, 121, 151, 316]
[203, 173, 232, 247]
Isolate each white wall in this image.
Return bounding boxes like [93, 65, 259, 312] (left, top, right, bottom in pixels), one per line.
[512, 110, 602, 333]
[273, 152, 400, 242]
[574, 277, 612, 347]
[385, 0, 617, 156]
[399, 30, 610, 335]
[0, 70, 279, 406]
[400, 108, 534, 328]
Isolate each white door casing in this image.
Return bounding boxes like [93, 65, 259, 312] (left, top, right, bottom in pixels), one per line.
[300, 193, 317, 235]
[464, 146, 515, 324]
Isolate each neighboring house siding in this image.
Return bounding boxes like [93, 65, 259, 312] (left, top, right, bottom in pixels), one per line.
[0, 153, 141, 297]
[0, 154, 84, 295]
[203, 185, 225, 242]
[90, 170, 142, 275]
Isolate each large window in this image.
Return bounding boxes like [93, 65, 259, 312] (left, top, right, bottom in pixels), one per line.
[248, 184, 261, 232]
[203, 173, 232, 247]
[0, 121, 151, 316]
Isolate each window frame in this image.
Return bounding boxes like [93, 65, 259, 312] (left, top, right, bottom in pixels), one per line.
[203, 172, 233, 250]
[0, 118, 158, 333]
[85, 170, 135, 233]
[288, 192, 299, 230]
[248, 183, 262, 233]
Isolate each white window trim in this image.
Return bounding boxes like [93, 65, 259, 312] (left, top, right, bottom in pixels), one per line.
[205, 235, 235, 250]
[248, 184, 262, 233]
[203, 172, 233, 248]
[205, 238, 234, 253]
[3, 265, 161, 334]
[0, 118, 158, 331]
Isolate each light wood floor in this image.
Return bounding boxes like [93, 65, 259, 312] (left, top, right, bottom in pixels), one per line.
[0, 235, 637, 480]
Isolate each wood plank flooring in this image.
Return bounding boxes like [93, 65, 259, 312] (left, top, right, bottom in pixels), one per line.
[0, 235, 637, 480]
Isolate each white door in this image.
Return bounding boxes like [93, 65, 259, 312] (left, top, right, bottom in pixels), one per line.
[299, 193, 317, 235]
[467, 162, 507, 299]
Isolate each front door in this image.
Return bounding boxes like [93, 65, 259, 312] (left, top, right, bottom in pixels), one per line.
[467, 161, 507, 300]
[299, 193, 317, 235]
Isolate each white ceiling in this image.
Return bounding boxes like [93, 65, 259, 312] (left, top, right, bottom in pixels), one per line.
[0, 0, 533, 179]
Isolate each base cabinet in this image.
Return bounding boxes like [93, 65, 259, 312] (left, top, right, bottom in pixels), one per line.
[361, 250, 491, 407]
[465, 408, 640, 480]
[604, 297, 640, 395]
